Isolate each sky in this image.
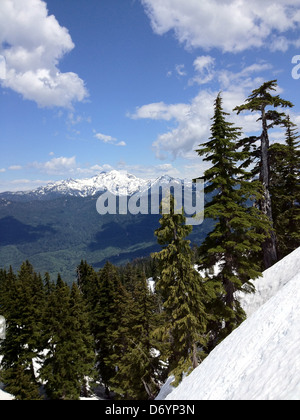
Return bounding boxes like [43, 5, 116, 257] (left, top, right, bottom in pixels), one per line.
[1, 0, 300, 192]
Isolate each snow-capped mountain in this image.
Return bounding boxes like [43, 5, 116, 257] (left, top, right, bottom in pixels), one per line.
[30, 170, 148, 198]
[0, 170, 187, 200]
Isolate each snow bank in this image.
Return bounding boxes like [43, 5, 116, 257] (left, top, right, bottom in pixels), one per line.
[161, 247, 300, 400]
[239, 247, 300, 317]
[0, 388, 14, 401]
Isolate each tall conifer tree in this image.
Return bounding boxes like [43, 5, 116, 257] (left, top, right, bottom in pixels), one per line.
[152, 195, 209, 385]
[109, 269, 160, 399]
[40, 276, 94, 400]
[234, 80, 293, 268]
[195, 93, 269, 338]
[269, 116, 300, 258]
[92, 262, 125, 395]
[0, 262, 44, 399]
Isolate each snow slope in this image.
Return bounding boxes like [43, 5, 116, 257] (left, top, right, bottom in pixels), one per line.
[0, 387, 14, 401]
[161, 247, 300, 400]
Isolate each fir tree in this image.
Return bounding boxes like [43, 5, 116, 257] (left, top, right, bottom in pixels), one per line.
[0, 262, 44, 400]
[92, 262, 125, 396]
[76, 260, 99, 307]
[152, 194, 209, 386]
[40, 276, 95, 400]
[109, 269, 160, 399]
[234, 80, 293, 268]
[269, 116, 300, 258]
[195, 93, 270, 339]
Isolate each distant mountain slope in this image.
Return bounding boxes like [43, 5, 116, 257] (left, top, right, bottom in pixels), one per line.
[0, 170, 185, 201]
[158, 247, 300, 401]
[0, 171, 212, 283]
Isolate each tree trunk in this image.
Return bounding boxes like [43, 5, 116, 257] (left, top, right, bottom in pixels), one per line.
[260, 108, 278, 269]
[192, 343, 199, 369]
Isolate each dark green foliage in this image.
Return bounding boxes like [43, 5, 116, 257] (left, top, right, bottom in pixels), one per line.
[0, 262, 44, 400]
[234, 80, 294, 268]
[152, 195, 210, 386]
[195, 93, 270, 339]
[269, 116, 300, 258]
[40, 277, 95, 400]
[108, 271, 160, 399]
[91, 262, 125, 394]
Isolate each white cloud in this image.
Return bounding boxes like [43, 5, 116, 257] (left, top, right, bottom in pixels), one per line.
[141, 0, 300, 52]
[8, 165, 22, 170]
[0, 168, 6, 173]
[130, 59, 277, 160]
[94, 132, 118, 144]
[0, 55, 6, 80]
[131, 91, 215, 159]
[130, 101, 190, 122]
[190, 55, 216, 85]
[0, 0, 88, 108]
[116, 141, 127, 147]
[94, 132, 126, 147]
[175, 64, 186, 77]
[32, 156, 77, 174]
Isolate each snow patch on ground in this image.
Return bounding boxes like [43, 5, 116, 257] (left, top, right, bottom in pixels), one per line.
[160, 247, 300, 400]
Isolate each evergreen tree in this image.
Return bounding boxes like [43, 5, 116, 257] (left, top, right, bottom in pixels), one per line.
[109, 269, 160, 399]
[195, 93, 270, 339]
[0, 262, 44, 400]
[234, 80, 293, 268]
[40, 276, 94, 400]
[152, 194, 209, 386]
[269, 116, 300, 258]
[76, 260, 99, 307]
[92, 262, 125, 395]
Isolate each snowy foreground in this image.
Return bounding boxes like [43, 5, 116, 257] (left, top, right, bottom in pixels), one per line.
[157, 247, 300, 401]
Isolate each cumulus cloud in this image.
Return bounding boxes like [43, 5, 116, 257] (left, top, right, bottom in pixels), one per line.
[94, 132, 127, 147]
[190, 55, 216, 85]
[141, 0, 300, 52]
[8, 165, 22, 170]
[131, 91, 215, 159]
[32, 156, 77, 174]
[0, 0, 88, 108]
[130, 60, 275, 160]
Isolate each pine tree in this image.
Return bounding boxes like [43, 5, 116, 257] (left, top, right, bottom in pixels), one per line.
[76, 260, 99, 307]
[109, 269, 160, 399]
[92, 262, 125, 396]
[269, 116, 300, 258]
[195, 93, 270, 339]
[234, 80, 293, 268]
[66, 283, 95, 398]
[152, 194, 209, 386]
[40, 276, 95, 400]
[0, 262, 44, 399]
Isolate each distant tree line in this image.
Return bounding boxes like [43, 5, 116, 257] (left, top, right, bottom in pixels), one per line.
[0, 80, 299, 400]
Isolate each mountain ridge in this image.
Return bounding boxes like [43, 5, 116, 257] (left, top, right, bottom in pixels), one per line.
[0, 170, 188, 201]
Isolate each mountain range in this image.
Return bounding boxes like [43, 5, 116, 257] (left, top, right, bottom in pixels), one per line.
[0, 170, 187, 201]
[0, 171, 212, 283]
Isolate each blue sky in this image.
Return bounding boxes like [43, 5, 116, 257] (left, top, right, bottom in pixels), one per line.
[1, 0, 300, 192]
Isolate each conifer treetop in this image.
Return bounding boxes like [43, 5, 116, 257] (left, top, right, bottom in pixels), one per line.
[234, 80, 294, 114]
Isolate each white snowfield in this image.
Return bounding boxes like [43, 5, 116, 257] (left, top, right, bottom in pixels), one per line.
[162, 247, 300, 401]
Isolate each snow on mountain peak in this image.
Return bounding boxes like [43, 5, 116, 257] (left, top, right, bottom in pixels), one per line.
[21, 170, 149, 198]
